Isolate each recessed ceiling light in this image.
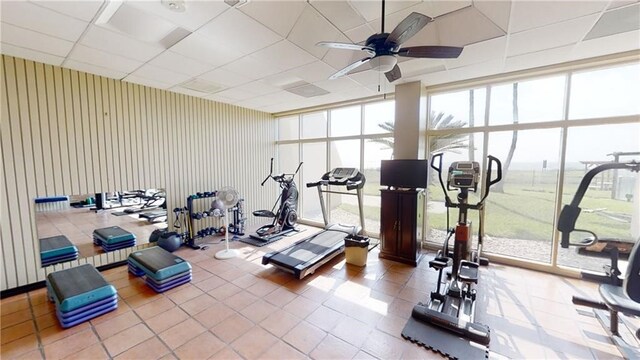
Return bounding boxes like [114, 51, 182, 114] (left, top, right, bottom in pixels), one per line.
[161, 0, 186, 13]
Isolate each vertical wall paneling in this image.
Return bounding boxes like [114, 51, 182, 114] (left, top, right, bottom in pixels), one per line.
[1, 55, 277, 291]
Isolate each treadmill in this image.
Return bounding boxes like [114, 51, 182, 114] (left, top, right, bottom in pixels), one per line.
[262, 167, 366, 279]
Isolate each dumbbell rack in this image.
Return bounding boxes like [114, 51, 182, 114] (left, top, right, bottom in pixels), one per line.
[186, 191, 218, 249]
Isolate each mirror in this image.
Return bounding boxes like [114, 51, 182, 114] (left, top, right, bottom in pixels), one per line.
[35, 189, 168, 267]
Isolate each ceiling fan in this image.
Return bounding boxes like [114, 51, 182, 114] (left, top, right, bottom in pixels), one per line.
[316, 0, 464, 82]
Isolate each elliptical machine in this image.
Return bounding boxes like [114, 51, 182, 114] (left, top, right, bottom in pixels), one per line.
[403, 153, 502, 358]
[250, 158, 303, 242]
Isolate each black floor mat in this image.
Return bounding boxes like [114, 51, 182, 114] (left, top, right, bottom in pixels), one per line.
[401, 316, 489, 360]
[110, 211, 129, 216]
[239, 235, 283, 247]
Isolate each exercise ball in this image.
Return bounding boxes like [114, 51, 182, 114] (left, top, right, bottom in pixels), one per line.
[149, 228, 167, 243]
[158, 232, 181, 252]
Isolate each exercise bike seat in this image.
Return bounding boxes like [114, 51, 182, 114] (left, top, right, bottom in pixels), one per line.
[253, 210, 275, 218]
[458, 261, 479, 284]
[599, 284, 640, 317]
[429, 256, 452, 270]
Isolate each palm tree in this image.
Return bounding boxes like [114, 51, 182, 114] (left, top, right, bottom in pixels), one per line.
[369, 111, 468, 155]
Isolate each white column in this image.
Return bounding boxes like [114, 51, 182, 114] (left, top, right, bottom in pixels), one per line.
[394, 81, 427, 159]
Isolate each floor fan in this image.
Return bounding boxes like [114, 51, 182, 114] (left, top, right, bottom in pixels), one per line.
[214, 186, 240, 260]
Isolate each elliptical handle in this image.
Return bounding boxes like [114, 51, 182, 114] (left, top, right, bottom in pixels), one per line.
[430, 153, 451, 204]
[260, 158, 275, 186]
[486, 155, 502, 189]
[293, 162, 303, 179]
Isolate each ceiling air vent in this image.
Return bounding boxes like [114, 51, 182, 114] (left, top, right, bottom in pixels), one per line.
[179, 79, 224, 94]
[285, 82, 330, 98]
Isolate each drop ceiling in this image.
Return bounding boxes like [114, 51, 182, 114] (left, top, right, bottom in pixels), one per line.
[1, 0, 638, 114]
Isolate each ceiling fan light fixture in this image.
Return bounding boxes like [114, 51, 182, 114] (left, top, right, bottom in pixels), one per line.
[369, 55, 397, 73]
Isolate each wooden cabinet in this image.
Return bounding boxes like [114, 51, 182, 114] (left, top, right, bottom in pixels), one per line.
[379, 189, 423, 266]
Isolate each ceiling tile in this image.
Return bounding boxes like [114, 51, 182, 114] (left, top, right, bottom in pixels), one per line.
[314, 77, 360, 93]
[197, 8, 281, 57]
[239, 1, 306, 38]
[309, 1, 367, 32]
[508, 14, 600, 57]
[130, 64, 192, 87]
[349, 1, 420, 22]
[169, 86, 212, 98]
[149, 50, 212, 77]
[30, 0, 104, 22]
[505, 45, 574, 72]
[367, 1, 471, 33]
[348, 69, 394, 87]
[0, 42, 65, 66]
[251, 40, 317, 72]
[205, 93, 236, 104]
[0, 1, 89, 42]
[608, 0, 639, 10]
[169, 33, 242, 67]
[69, 44, 142, 73]
[284, 60, 338, 84]
[198, 68, 251, 88]
[214, 87, 258, 101]
[344, 23, 377, 44]
[445, 36, 507, 69]
[123, 74, 173, 90]
[584, 3, 640, 40]
[398, 59, 447, 77]
[573, 29, 640, 60]
[220, 55, 282, 81]
[234, 81, 281, 96]
[1, 22, 74, 57]
[63, 59, 127, 80]
[510, 1, 607, 33]
[287, 6, 341, 60]
[125, 1, 229, 32]
[80, 25, 165, 62]
[473, 0, 511, 32]
[420, 58, 503, 85]
[98, 3, 178, 43]
[432, 6, 505, 46]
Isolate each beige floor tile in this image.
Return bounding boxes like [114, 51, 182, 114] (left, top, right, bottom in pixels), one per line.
[361, 329, 408, 359]
[208, 282, 242, 301]
[306, 305, 343, 332]
[179, 293, 218, 316]
[259, 309, 301, 338]
[1, 320, 35, 345]
[310, 334, 359, 360]
[239, 299, 278, 323]
[331, 316, 372, 348]
[1, 298, 30, 316]
[64, 343, 109, 360]
[192, 303, 236, 329]
[257, 340, 306, 360]
[209, 346, 244, 360]
[102, 323, 154, 357]
[165, 284, 204, 305]
[282, 321, 327, 354]
[0, 334, 39, 359]
[1, 309, 33, 329]
[231, 326, 279, 359]
[113, 336, 171, 360]
[43, 328, 99, 359]
[159, 318, 206, 349]
[133, 297, 175, 321]
[144, 306, 189, 334]
[193, 274, 226, 292]
[94, 310, 141, 340]
[174, 331, 225, 360]
[262, 287, 298, 308]
[211, 313, 254, 343]
[283, 295, 321, 319]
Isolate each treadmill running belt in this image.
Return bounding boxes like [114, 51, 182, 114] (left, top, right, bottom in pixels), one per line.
[267, 230, 346, 267]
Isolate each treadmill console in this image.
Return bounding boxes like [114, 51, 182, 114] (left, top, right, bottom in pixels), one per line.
[307, 167, 366, 191]
[447, 161, 480, 192]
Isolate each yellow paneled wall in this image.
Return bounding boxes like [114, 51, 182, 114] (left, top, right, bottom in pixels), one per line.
[0, 55, 277, 291]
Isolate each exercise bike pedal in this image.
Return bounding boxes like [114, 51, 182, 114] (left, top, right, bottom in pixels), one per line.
[458, 261, 479, 284]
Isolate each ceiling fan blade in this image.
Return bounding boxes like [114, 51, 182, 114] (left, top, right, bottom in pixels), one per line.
[385, 12, 432, 47]
[317, 42, 375, 55]
[329, 58, 373, 79]
[385, 64, 402, 83]
[397, 46, 464, 59]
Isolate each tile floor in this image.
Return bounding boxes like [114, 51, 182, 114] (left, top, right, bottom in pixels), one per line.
[0, 228, 631, 360]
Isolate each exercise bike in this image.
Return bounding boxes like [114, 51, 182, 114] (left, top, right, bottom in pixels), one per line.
[250, 158, 303, 243]
[558, 161, 640, 359]
[403, 153, 502, 359]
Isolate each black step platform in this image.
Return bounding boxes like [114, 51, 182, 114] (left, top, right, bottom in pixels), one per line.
[93, 226, 136, 252]
[46, 264, 118, 328]
[40, 235, 79, 266]
[127, 246, 192, 293]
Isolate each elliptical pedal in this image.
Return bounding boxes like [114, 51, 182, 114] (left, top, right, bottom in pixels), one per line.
[458, 261, 479, 284]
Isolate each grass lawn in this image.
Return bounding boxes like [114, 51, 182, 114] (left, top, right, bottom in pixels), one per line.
[338, 169, 636, 242]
